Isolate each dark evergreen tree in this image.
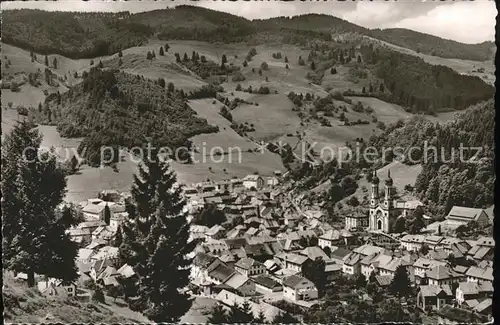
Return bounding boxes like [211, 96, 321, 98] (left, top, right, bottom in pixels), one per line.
[357, 55, 362, 64]
[302, 257, 327, 296]
[286, 64, 289, 69]
[298, 56, 305, 66]
[222, 54, 227, 64]
[369, 84, 374, 92]
[118, 50, 123, 57]
[191, 51, 196, 62]
[207, 304, 229, 324]
[164, 44, 170, 52]
[379, 82, 385, 93]
[200, 55, 207, 63]
[272, 312, 298, 324]
[118, 149, 196, 322]
[52, 56, 57, 69]
[228, 302, 254, 323]
[389, 266, 412, 297]
[311, 61, 316, 70]
[393, 216, 406, 233]
[98, 60, 103, 69]
[44, 55, 49, 66]
[104, 203, 111, 225]
[362, 86, 366, 94]
[118, 58, 123, 66]
[70, 155, 79, 174]
[175, 53, 181, 63]
[183, 53, 189, 62]
[159, 47, 164, 56]
[243, 60, 248, 67]
[1, 122, 78, 287]
[284, 56, 289, 63]
[158, 78, 166, 88]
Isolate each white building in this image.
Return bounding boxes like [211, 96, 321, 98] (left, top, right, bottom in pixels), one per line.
[282, 274, 318, 302]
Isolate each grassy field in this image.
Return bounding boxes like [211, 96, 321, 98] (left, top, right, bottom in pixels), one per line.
[171, 98, 284, 185]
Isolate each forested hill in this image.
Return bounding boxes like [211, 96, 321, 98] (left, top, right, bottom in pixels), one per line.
[368, 28, 495, 61]
[2, 6, 494, 62]
[30, 68, 218, 166]
[2, 9, 153, 58]
[368, 100, 495, 217]
[253, 13, 369, 34]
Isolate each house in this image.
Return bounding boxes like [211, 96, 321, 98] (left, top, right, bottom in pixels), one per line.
[425, 265, 463, 287]
[81, 202, 106, 220]
[67, 228, 92, 245]
[423, 235, 444, 250]
[445, 206, 490, 226]
[352, 244, 385, 257]
[282, 275, 318, 302]
[266, 176, 279, 187]
[90, 258, 115, 281]
[117, 264, 135, 279]
[253, 274, 282, 294]
[374, 275, 393, 287]
[222, 272, 256, 296]
[234, 258, 266, 277]
[207, 263, 236, 284]
[37, 278, 77, 298]
[205, 225, 226, 240]
[191, 252, 223, 284]
[360, 252, 393, 278]
[467, 245, 494, 262]
[99, 189, 121, 202]
[276, 253, 311, 273]
[91, 246, 119, 264]
[344, 213, 368, 231]
[91, 225, 115, 244]
[465, 266, 493, 284]
[77, 220, 107, 235]
[416, 284, 454, 311]
[96, 266, 120, 287]
[400, 234, 425, 252]
[455, 282, 493, 305]
[76, 248, 95, 273]
[298, 246, 329, 261]
[329, 247, 352, 264]
[342, 252, 362, 275]
[318, 230, 353, 248]
[242, 174, 265, 190]
[413, 258, 447, 283]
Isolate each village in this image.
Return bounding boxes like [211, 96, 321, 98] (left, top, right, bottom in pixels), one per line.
[14, 168, 494, 323]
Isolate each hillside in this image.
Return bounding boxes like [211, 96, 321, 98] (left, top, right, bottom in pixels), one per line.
[3, 273, 147, 323]
[3, 6, 494, 64]
[254, 13, 369, 34]
[2, 9, 152, 58]
[29, 68, 218, 166]
[368, 28, 495, 61]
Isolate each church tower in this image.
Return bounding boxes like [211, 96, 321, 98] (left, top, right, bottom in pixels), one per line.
[383, 169, 394, 210]
[370, 170, 379, 208]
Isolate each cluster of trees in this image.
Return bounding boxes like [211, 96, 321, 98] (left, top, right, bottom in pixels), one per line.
[192, 204, 227, 227]
[175, 51, 239, 79]
[3, 9, 153, 58]
[219, 105, 233, 122]
[188, 84, 223, 99]
[2, 122, 80, 288]
[35, 68, 218, 166]
[357, 44, 494, 113]
[207, 301, 298, 324]
[246, 47, 257, 61]
[230, 121, 255, 137]
[369, 100, 494, 218]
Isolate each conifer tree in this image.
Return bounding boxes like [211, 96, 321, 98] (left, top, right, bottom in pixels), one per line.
[104, 203, 111, 225]
[165, 43, 170, 52]
[222, 54, 227, 64]
[98, 60, 103, 69]
[311, 61, 316, 70]
[44, 55, 49, 66]
[192, 51, 197, 62]
[118, 50, 123, 57]
[227, 302, 254, 323]
[284, 56, 289, 63]
[159, 47, 164, 56]
[389, 265, 412, 297]
[1, 122, 78, 287]
[183, 53, 189, 62]
[118, 58, 123, 66]
[118, 149, 195, 322]
[208, 304, 229, 324]
[53, 57, 58, 69]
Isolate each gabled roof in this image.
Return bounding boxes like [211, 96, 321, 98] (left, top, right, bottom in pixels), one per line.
[208, 263, 235, 283]
[375, 275, 393, 287]
[223, 272, 250, 289]
[235, 258, 264, 270]
[278, 252, 309, 265]
[465, 266, 493, 281]
[473, 298, 492, 313]
[117, 264, 135, 278]
[353, 244, 385, 257]
[343, 252, 362, 266]
[447, 206, 486, 221]
[419, 284, 453, 297]
[282, 274, 314, 289]
[330, 247, 351, 260]
[425, 265, 460, 280]
[299, 246, 329, 261]
[243, 174, 263, 181]
[193, 252, 218, 269]
[252, 274, 281, 289]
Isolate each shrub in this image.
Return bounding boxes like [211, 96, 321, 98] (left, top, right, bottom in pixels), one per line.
[260, 62, 269, 71]
[231, 72, 246, 82]
[92, 287, 105, 303]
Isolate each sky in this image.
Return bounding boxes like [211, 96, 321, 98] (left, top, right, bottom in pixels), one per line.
[2, 0, 496, 44]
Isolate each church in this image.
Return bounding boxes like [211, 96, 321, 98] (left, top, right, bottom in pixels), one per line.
[368, 170, 423, 233]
